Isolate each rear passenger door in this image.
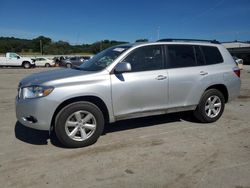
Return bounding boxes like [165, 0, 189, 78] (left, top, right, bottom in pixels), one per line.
[166, 45, 211, 108]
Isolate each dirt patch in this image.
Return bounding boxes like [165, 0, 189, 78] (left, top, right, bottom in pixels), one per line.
[125, 169, 134, 174]
[140, 139, 165, 147]
[150, 139, 164, 146]
[238, 95, 250, 99]
[59, 142, 130, 160]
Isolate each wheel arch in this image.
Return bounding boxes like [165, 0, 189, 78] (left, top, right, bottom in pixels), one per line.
[205, 84, 229, 103]
[22, 61, 31, 66]
[51, 96, 110, 129]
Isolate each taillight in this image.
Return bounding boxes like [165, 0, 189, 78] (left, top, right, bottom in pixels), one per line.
[233, 67, 240, 77]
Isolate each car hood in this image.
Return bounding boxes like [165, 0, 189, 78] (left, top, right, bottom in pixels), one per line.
[19, 68, 98, 87]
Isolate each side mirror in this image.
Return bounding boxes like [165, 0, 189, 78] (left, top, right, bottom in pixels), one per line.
[114, 62, 131, 73]
[17, 56, 20, 59]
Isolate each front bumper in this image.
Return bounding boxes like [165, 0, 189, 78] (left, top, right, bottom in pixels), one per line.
[15, 96, 58, 131]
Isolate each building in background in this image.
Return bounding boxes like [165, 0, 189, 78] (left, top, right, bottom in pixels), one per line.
[222, 41, 250, 65]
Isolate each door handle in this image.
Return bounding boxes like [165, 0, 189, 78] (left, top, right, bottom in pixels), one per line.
[200, 71, 208, 76]
[156, 75, 167, 80]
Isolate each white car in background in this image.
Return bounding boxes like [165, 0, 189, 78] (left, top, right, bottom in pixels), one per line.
[0, 52, 35, 68]
[35, 57, 55, 67]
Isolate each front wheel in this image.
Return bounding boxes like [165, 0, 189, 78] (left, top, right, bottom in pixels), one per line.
[194, 89, 225, 123]
[45, 63, 50, 67]
[55, 102, 104, 148]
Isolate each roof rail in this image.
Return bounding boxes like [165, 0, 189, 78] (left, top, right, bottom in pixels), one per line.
[157, 38, 220, 44]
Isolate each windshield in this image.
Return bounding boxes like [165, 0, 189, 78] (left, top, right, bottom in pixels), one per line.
[79, 45, 131, 71]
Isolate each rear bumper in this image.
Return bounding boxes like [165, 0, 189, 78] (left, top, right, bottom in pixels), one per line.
[227, 78, 241, 102]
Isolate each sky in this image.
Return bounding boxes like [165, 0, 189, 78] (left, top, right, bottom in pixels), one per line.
[0, 0, 250, 44]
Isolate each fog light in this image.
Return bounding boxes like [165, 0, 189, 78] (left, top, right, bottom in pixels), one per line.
[23, 116, 37, 123]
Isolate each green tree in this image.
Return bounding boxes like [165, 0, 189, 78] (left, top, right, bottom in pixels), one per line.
[0, 36, 128, 54]
[135, 39, 148, 42]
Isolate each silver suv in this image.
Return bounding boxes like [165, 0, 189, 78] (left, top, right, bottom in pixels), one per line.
[16, 39, 241, 148]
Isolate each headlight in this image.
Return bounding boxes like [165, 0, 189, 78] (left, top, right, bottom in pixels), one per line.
[21, 86, 54, 99]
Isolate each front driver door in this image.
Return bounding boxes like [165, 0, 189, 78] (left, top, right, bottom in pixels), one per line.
[6, 53, 20, 66]
[111, 45, 168, 119]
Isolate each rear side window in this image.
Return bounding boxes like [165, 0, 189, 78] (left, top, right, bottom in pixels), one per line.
[194, 46, 205, 65]
[167, 45, 196, 68]
[201, 46, 223, 65]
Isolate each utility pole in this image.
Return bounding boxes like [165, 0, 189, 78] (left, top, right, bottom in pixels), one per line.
[100, 40, 102, 51]
[234, 31, 239, 42]
[40, 40, 43, 55]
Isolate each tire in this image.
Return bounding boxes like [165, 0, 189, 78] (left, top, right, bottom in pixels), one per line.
[23, 62, 31, 69]
[45, 63, 50, 67]
[66, 63, 72, 68]
[55, 102, 104, 148]
[194, 89, 225, 123]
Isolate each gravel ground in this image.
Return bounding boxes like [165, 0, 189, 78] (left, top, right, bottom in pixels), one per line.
[0, 66, 250, 188]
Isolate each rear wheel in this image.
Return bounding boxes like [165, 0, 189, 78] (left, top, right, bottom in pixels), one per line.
[23, 62, 31, 69]
[55, 102, 104, 148]
[66, 63, 72, 68]
[194, 89, 225, 123]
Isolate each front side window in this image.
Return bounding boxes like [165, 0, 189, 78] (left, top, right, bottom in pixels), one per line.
[167, 45, 196, 68]
[122, 45, 163, 72]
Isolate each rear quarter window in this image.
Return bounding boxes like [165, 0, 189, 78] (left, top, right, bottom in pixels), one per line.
[201, 46, 223, 65]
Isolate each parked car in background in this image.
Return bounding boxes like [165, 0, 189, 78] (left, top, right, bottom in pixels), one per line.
[35, 57, 55, 67]
[81, 56, 92, 61]
[233, 56, 244, 69]
[16, 39, 241, 148]
[54, 56, 67, 66]
[60, 56, 86, 68]
[54, 56, 92, 67]
[0, 52, 35, 68]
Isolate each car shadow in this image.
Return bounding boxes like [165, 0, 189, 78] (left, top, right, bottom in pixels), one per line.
[15, 121, 49, 145]
[14, 121, 66, 147]
[15, 111, 198, 147]
[103, 111, 198, 134]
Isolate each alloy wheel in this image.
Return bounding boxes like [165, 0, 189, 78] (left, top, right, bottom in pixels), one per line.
[65, 110, 96, 141]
